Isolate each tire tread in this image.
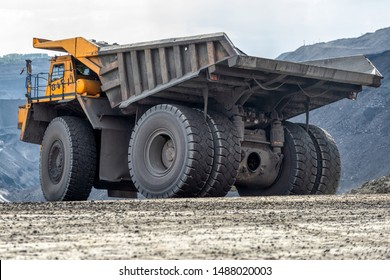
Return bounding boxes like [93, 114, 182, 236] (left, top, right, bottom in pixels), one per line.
[198, 111, 241, 197]
[298, 124, 341, 194]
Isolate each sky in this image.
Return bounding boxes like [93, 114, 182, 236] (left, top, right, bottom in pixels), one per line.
[0, 0, 389, 58]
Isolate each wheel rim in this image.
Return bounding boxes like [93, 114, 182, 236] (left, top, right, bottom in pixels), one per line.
[48, 140, 65, 184]
[144, 129, 176, 176]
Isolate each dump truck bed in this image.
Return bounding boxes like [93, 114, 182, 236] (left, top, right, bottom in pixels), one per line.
[95, 33, 382, 119]
[34, 33, 382, 119]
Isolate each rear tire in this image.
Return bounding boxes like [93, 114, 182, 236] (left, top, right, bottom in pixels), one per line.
[128, 104, 213, 198]
[40, 116, 96, 201]
[237, 122, 317, 196]
[198, 112, 241, 197]
[298, 124, 341, 194]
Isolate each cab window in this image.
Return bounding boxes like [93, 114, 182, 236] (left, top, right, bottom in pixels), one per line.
[76, 63, 91, 76]
[51, 64, 64, 81]
[75, 60, 98, 80]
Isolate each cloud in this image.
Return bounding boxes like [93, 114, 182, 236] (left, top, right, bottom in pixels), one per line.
[0, 0, 389, 57]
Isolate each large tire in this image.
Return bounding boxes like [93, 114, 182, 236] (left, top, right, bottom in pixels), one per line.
[128, 104, 213, 198]
[198, 111, 241, 197]
[298, 124, 341, 194]
[40, 116, 96, 201]
[237, 122, 317, 196]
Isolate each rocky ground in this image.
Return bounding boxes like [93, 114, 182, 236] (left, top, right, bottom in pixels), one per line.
[0, 194, 389, 260]
[349, 175, 390, 194]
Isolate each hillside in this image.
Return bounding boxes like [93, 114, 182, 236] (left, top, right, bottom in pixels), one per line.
[278, 27, 390, 62]
[0, 55, 50, 201]
[0, 100, 42, 201]
[0, 54, 50, 99]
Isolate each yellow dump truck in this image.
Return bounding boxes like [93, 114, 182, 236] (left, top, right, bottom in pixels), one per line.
[18, 33, 382, 201]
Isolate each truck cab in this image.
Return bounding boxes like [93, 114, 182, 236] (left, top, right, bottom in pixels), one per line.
[26, 55, 100, 102]
[44, 55, 76, 101]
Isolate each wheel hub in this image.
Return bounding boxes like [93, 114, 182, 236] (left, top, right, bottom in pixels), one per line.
[48, 140, 65, 184]
[145, 131, 176, 176]
[162, 139, 175, 169]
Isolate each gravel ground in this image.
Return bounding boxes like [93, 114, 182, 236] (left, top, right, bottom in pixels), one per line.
[0, 194, 389, 260]
[350, 175, 390, 194]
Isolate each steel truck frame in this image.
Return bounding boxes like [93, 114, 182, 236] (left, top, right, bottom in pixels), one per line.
[17, 33, 382, 200]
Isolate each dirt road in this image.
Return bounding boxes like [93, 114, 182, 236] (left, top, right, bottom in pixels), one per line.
[0, 194, 389, 259]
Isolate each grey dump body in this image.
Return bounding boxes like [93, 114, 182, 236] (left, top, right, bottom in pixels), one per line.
[96, 32, 382, 119]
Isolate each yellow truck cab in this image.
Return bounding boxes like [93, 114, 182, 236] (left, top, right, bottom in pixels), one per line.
[45, 55, 76, 100]
[29, 55, 100, 102]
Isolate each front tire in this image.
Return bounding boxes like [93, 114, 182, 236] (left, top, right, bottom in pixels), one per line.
[40, 116, 96, 201]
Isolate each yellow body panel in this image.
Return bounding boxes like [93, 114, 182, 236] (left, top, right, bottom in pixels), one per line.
[17, 104, 28, 129]
[17, 103, 30, 140]
[33, 37, 101, 74]
[76, 79, 101, 96]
